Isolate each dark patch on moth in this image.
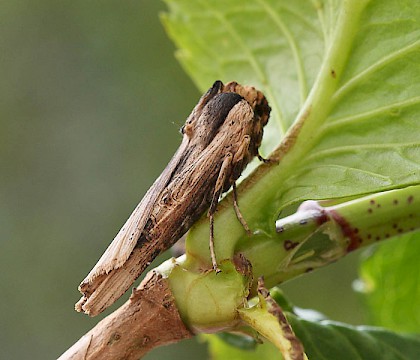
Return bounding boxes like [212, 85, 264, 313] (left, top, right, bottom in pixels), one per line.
[202, 93, 243, 131]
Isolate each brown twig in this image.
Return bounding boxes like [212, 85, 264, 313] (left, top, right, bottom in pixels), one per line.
[59, 271, 192, 360]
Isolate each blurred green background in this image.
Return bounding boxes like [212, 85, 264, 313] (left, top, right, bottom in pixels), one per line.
[0, 1, 364, 359]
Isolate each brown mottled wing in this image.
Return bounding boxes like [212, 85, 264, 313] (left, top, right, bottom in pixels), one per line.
[75, 81, 270, 316]
[79, 135, 190, 284]
[80, 81, 225, 285]
[75, 141, 193, 317]
[76, 81, 226, 315]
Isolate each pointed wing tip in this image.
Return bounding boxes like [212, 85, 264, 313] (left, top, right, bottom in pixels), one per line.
[75, 259, 130, 317]
[75, 296, 86, 313]
[75, 295, 99, 317]
[78, 257, 126, 291]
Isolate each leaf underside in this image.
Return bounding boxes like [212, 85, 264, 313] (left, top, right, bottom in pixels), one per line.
[163, 0, 420, 210]
[162, 0, 420, 357]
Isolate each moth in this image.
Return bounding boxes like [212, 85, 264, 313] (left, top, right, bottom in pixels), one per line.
[76, 80, 271, 316]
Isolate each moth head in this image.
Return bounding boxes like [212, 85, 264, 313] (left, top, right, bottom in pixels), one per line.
[250, 89, 271, 152]
[223, 82, 270, 126]
[223, 81, 271, 154]
[180, 80, 270, 154]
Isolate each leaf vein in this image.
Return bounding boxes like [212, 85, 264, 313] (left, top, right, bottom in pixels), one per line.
[332, 39, 420, 103]
[198, 0, 286, 133]
[306, 142, 420, 163]
[322, 95, 420, 130]
[257, 0, 310, 105]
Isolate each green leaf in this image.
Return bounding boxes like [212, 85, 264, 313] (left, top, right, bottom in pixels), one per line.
[358, 232, 420, 333]
[205, 313, 420, 360]
[163, 0, 420, 287]
[162, 0, 326, 140]
[205, 289, 420, 360]
[289, 315, 420, 360]
[162, 0, 420, 202]
[162, 0, 420, 352]
[205, 333, 281, 360]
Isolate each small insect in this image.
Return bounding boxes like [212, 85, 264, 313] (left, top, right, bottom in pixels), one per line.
[76, 80, 271, 316]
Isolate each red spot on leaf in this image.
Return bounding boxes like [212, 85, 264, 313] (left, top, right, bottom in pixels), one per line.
[329, 210, 362, 252]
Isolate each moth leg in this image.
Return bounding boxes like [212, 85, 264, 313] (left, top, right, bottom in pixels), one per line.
[231, 135, 253, 235]
[257, 153, 270, 163]
[208, 214, 219, 273]
[232, 182, 252, 236]
[258, 153, 279, 164]
[208, 152, 233, 273]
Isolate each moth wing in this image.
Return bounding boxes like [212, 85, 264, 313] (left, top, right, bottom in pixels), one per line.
[76, 81, 228, 315]
[79, 137, 190, 287]
[84, 190, 153, 280]
[86, 80, 225, 280]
